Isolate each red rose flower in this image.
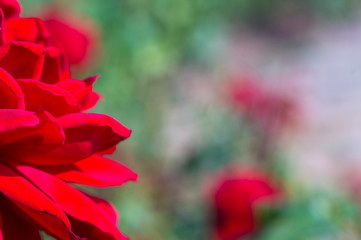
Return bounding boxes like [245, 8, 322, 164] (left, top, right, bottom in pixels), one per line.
[0, 2, 136, 240]
[210, 168, 280, 240]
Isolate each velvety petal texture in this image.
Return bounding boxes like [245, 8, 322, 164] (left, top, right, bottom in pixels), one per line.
[0, 1, 135, 239]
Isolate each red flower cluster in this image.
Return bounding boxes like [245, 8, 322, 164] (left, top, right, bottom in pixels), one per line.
[0, 1, 136, 239]
[211, 168, 280, 240]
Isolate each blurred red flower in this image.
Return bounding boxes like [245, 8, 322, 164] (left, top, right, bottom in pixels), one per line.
[0, 2, 136, 240]
[211, 168, 280, 240]
[227, 75, 299, 135]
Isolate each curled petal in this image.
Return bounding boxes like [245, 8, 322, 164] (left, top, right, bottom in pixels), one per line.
[57, 75, 100, 110]
[28, 113, 131, 165]
[0, 0, 21, 19]
[80, 90, 100, 111]
[15, 165, 128, 240]
[79, 75, 100, 110]
[40, 154, 137, 187]
[59, 112, 131, 154]
[0, 109, 38, 134]
[17, 78, 80, 117]
[0, 163, 73, 240]
[59, 112, 131, 140]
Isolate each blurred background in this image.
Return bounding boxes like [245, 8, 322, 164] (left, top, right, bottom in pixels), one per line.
[23, 0, 361, 239]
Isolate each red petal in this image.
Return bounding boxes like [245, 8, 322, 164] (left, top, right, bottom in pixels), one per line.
[0, 10, 4, 46]
[98, 145, 117, 155]
[0, 203, 3, 240]
[22, 111, 64, 146]
[40, 154, 137, 187]
[0, 111, 67, 166]
[0, 0, 21, 19]
[59, 112, 131, 153]
[81, 91, 101, 111]
[57, 75, 100, 110]
[0, 67, 24, 109]
[56, 78, 86, 93]
[15, 165, 128, 240]
[40, 47, 66, 84]
[2, 18, 70, 83]
[0, 109, 38, 133]
[0, 110, 63, 148]
[44, 14, 95, 66]
[0, 198, 41, 240]
[10, 201, 79, 240]
[24, 113, 131, 165]
[3, 17, 50, 45]
[86, 194, 119, 224]
[0, 41, 45, 80]
[17, 78, 80, 117]
[0, 163, 73, 239]
[69, 216, 127, 240]
[59, 112, 131, 141]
